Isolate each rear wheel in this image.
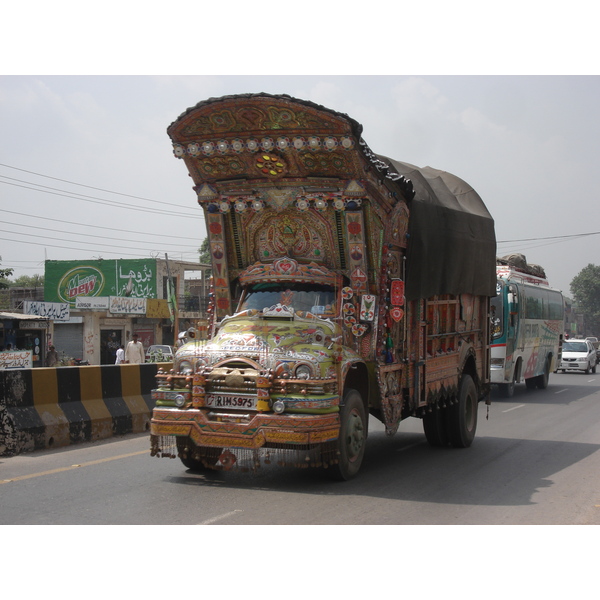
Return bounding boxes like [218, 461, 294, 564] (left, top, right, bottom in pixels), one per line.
[446, 374, 478, 448]
[330, 389, 367, 481]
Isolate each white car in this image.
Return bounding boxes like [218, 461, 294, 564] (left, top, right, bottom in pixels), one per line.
[145, 345, 175, 363]
[558, 340, 597, 373]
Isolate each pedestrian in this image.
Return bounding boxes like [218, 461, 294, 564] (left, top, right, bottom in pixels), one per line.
[46, 345, 59, 367]
[124, 333, 145, 364]
[115, 344, 125, 364]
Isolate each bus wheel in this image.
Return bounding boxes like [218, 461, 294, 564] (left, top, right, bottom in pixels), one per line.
[423, 403, 449, 447]
[330, 389, 367, 481]
[499, 376, 516, 398]
[536, 358, 551, 389]
[447, 374, 478, 448]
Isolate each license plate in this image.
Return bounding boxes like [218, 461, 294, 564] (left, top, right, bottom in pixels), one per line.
[205, 393, 257, 410]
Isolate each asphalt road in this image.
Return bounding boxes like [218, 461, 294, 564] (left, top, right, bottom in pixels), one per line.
[2, 372, 599, 527]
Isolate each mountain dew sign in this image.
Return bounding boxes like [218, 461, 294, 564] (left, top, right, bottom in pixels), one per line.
[45, 259, 157, 307]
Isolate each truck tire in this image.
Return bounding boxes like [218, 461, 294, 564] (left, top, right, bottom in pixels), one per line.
[177, 438, 221, 471]
[423, 404, 449, 447]
[447, 374, 478, 448]
[330, 389, 367, 481]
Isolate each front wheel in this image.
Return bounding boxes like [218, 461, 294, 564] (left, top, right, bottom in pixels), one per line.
[330, 389, 367, 481]
[499, 366, 517, 397]
[177, 438, 222, 471]
[536, 357, 551, 389]
[446, 374, 478, 448]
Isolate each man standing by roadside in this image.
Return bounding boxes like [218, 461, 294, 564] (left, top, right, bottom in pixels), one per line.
[124, 333, 145, 364]
[46, 345, 59, 367]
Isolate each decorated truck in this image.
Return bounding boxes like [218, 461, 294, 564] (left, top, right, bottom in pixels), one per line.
[150, 93, 497, 479]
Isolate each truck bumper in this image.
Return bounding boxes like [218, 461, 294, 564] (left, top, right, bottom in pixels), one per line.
[150, 407, 341, 450]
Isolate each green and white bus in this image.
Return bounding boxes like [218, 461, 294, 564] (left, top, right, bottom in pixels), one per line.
[490, 259, 564, 397]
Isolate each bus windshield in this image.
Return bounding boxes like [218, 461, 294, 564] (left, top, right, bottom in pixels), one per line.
[239, 283, 337, 316]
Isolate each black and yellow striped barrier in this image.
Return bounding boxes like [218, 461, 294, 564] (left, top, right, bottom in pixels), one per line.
[0, 363, 170, 457]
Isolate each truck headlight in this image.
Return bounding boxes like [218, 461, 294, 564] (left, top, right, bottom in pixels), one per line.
[174, 394, 186, 407]
[295, 364, 313, 379]
[272, 400, 286, 413]
[178, 360, 193, 374]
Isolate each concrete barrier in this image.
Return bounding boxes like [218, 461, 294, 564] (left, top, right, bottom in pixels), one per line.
[0, 363, 169, 456]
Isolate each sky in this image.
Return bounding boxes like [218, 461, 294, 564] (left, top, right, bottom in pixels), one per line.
[2, 74, 599, 297]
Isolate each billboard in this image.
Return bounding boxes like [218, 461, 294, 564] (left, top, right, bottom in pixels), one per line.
[45, 259, 158, 307]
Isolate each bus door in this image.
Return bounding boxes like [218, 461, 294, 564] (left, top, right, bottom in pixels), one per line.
[506, 284, 520, 358]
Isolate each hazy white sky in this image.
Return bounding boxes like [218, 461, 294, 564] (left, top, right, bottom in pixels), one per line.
[2, 4, 599, 299]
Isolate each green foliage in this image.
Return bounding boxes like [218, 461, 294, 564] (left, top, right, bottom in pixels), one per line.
[570, 264, 600, 332]
[199, 238, 212, 277]
[199, 238, 210, 264]
[0, 256, 14, 289]
[9, 274, 45, 287]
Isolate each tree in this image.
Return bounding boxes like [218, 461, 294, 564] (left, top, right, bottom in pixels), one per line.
[9, 274, 45, 287]
[0, 256, 14, 289]
[199, 238, 212, 277]
[199, 238, 211, 264]
[570, 264, 600, 334]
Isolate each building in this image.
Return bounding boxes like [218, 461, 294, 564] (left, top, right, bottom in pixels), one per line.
[2, 258, 210, 366]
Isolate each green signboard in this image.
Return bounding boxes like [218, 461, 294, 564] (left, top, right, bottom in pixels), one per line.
[44, 259, 157, 307]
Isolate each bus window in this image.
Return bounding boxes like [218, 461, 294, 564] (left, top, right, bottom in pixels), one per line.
[490, 291, 503, 339]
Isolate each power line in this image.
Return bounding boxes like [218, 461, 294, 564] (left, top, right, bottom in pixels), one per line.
[1, 234, 200, 259]
[0, 162, 191, 208]
[0, 177, 203, 220]
[0, 207, 203, 241]
[497, 231, 600, 244]
[0, 219, 201, 249]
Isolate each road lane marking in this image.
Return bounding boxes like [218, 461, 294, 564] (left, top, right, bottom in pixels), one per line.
[502, 404, 525, 413]
[0, 450, 148, 484]
[555, 389, 568, 394]
[197, 510, 243, 525]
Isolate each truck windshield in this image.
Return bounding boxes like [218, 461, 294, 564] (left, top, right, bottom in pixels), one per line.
[239, 283, 336, 316]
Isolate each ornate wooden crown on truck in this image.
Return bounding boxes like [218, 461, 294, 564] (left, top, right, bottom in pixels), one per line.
[149, 93, 497, 480]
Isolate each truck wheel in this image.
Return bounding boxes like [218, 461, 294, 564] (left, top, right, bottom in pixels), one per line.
[330, 389, 367, 481]
[423, 404, 449, 447]
[177, 438, 221, 471]
[536, 358, 551, 389]
[447, 374, 478, 448]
